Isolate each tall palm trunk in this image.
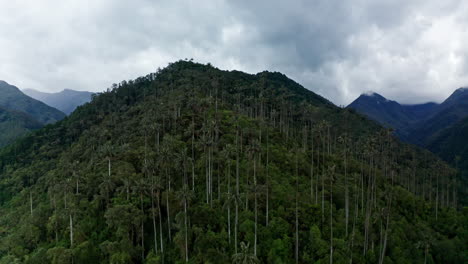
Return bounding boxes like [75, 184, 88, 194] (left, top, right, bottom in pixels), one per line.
[266, 130, 270, 226]
[235, 129, 240, 254]
[227, 164, 231, 244]
[30, 190, 33, 217]
[157, 193, 164, 254]
[254, 158, 257, 256]
[311, 131, 314, 202]
[330, 168, 333, 264]
[151, 188, 158, 254]
[295, 153, 299, 264]
[140, 193, 145, 261]
[235, 201, 239, 254]
[69, 213, 74, 248]
[344, 143, 349, 237]
[184, 196, 188, 262]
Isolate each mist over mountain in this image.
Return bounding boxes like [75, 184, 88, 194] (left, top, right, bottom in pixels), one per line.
[23, 88, 93, 115]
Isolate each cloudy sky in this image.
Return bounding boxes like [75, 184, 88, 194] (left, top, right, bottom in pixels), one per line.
[1, 0, 468, 105]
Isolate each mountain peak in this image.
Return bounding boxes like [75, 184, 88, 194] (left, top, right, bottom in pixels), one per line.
[0, 80, 20, 92]
[454, 87, 468, 94]
[357, 91, 389, 103]
[443, 86, 468, 104]
[362, 91, 379, 96]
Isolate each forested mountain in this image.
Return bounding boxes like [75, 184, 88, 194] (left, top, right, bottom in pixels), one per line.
[23, 88, 93, 115]
[0, 81, 65, 124]
[427, 116, 468, 205]
[0, 61, 465, 263]
[0, 81, 66, 147]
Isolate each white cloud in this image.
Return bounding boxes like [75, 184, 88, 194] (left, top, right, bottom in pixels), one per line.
[1, 0, 468, 105]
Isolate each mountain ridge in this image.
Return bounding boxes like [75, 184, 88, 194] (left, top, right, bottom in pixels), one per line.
[347, 89, 468, 145]
[23, 88, 93, 115]
[0, 80, 66, 147]
[0, 60, 463, 263]
[347, 92, 437, 139]
[0, 80, 65, 124]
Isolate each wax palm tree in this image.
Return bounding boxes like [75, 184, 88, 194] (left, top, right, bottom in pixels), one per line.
[133, 177, 149, 261]
[232, 242, 258, 264]
[176, 184, 194, 262]
[224, 191, 243, 254]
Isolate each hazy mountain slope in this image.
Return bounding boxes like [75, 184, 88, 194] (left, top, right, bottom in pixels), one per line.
[0, 61, 464, 263]
[0, 107, 42, 147]
[402, 102, 439, 120]
[428, 115, 468, 164]
[408, 87, 468, 145]
[0, 81, 65, 124]
[347, 88, 468, 146]
[0, 81, 66, 147]
[23, 88, 93, 115]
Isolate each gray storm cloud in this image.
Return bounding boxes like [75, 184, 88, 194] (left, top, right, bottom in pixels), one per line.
[0, 0, 467, 105]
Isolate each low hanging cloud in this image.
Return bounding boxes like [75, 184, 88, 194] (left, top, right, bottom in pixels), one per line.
[1, 0, 468, 105]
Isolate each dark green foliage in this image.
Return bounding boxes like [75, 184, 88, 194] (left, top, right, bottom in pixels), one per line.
[427, 116, 468, 205]
[0, 107, 42, 147]
[0, 61, 465, 263]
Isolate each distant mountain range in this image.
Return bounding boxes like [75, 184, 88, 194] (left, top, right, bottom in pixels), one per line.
[23, 88, 93, 115]
[348, 88, 468, 204]
[348, 88, 468, 145]
[0, 81, 66, 146]
[0, 81, 93, 147]
[0, 81, 65, 124]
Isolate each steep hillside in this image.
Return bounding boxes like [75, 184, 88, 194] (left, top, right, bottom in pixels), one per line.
[0, 107, 42, 147]
[0, 81, 65, 124]
[0, 61, 464, 263]
[23, 88, 93, 115]
[427, 116, 468, 205]
[402, 102, 439, 120]
[408, 88, 468, 145]
[0, 81, 67, 147]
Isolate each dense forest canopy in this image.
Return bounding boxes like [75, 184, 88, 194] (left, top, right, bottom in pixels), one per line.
[0, 61, 466, 263]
